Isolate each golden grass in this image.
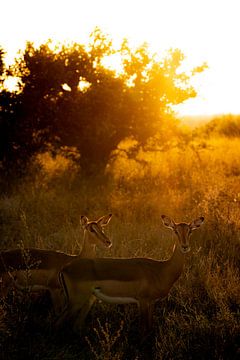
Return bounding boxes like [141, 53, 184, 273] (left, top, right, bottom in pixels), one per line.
[0, 135, 239, 359]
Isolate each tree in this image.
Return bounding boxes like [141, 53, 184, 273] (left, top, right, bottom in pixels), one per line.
[1, 29, 206, 179]
[0, 48, 23, 181]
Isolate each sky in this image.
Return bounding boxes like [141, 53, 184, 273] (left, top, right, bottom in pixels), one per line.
[1, 0, 240, 116]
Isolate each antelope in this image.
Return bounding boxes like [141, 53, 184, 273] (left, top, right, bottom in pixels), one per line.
[57, 215, 204, 333]
[0, 214, 112, 314]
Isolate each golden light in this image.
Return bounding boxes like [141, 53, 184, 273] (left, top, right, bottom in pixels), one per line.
[1, 0, 240, 116]
[3, 77, 19, 92]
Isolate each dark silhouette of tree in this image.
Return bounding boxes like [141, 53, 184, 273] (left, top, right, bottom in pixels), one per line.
[0, 29, 206, 179]
[0, 48, 4, 80]
[0, 48, 23, 181]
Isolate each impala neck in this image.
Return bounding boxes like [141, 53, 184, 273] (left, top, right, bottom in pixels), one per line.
[80, 231, 96, 258]
[166, 242, 185, 285]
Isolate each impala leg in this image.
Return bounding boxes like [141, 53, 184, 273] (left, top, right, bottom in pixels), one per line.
[147, 303, 154, 331]
[50, 288, 66, 316]
[73, 295, 96, 332]
[55, 306, 69, 328]
[55, 302, 79, 329]
[139, 300, 153, 336]
[55, 291, 93, 331]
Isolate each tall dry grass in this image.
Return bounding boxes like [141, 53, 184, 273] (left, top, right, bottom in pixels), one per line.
[0, 133, 239, 359]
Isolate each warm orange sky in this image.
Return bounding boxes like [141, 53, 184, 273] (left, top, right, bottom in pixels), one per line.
[1, 0, 240, 116]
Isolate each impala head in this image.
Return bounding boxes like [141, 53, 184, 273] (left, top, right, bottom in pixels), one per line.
[80, 214, 112, 248]
[161, 215, 204, 254]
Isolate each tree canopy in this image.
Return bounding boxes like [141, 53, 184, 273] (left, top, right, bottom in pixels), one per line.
[0, 28, 206, 179]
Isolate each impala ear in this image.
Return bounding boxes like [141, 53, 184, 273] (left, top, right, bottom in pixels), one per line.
[161, 215, 175, 229]
[97, 214, 112, 227]
[80, 215, 89, 228]
[190, 216, 204, 230]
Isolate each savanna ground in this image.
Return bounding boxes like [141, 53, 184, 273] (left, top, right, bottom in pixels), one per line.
[0, 119, 240, 360]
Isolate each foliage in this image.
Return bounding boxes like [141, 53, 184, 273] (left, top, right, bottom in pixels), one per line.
[1, 27, 239, 360]
[0, 49, 26, 182]
[0, 128, 239, 359]
[0, 48, 4, 81]
[196, 114, 240, 138]
[0, 29, 205, 179]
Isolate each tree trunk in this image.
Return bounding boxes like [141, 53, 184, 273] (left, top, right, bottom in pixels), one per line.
[79, 151, 110, 179]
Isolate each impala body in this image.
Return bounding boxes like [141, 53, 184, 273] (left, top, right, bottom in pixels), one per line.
[0, 214, 112, 313]
[58, 215, 204, 332]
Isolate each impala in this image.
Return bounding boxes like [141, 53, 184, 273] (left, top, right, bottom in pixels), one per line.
[0, 214, 112, 313]
[57, 215, 204, 333]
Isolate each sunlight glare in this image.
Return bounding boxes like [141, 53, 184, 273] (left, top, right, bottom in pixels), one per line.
[3, 77, 19, 92]
[1, 0, 240, 116]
